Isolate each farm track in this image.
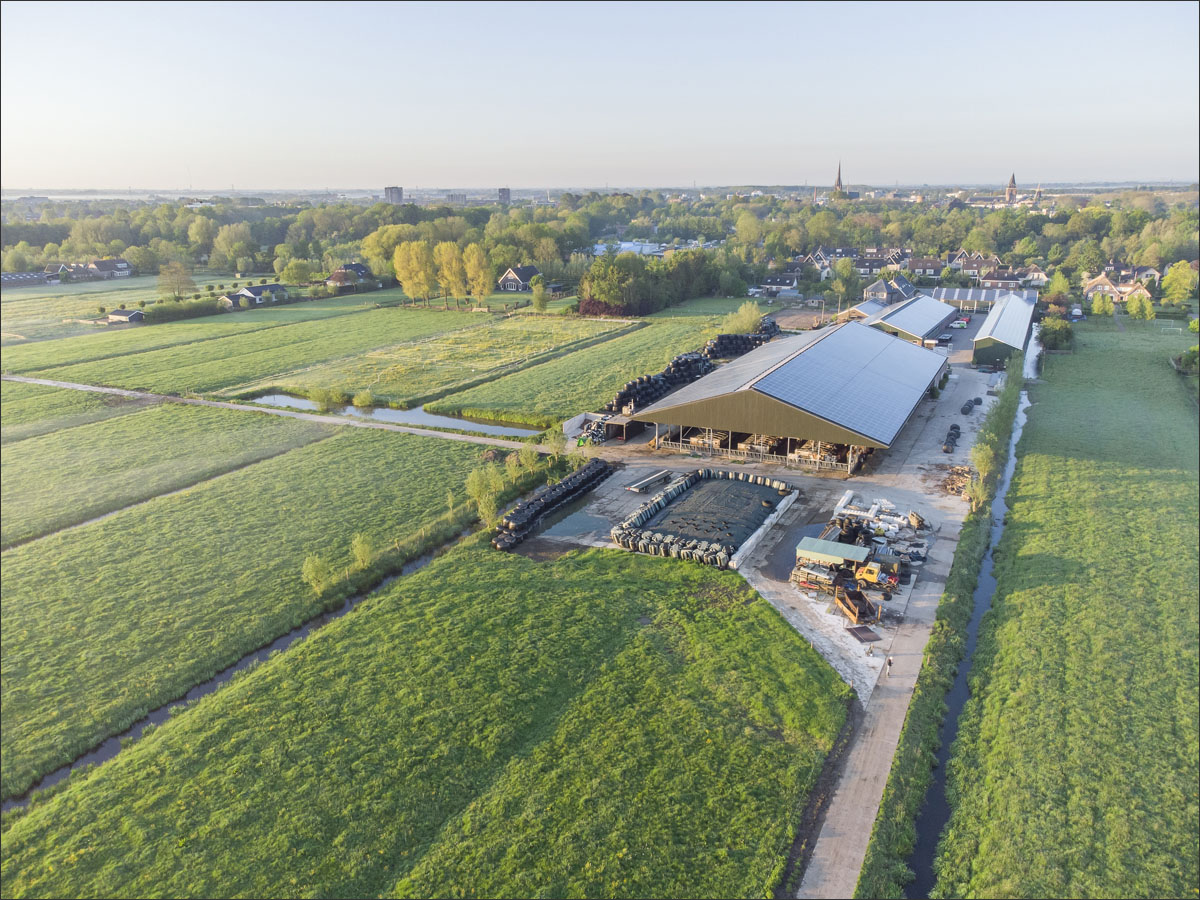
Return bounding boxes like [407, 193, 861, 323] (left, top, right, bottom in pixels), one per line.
[1, 375, 539, 451]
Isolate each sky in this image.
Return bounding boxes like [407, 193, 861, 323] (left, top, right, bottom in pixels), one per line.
[2, 0, 1198, 190]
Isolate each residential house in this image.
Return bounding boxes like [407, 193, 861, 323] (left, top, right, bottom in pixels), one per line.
[1082, 273, 1122, 304]
[88, 258, 133, 278]
[219, 283, 289, 308]
[326, 262, 380, 293]
[759, 275, 800, 297]
[1118, 282, 1153, 303]
[978, 269, 1023, 290]
[497, 264, 541, 291]
[854, 256, 897, 277]
[959, 254, 1003, 279]
[908, 257, 943, 278]
[107, 308, 144, 323]
[862, 274, 918, 305]
[1019, 264, 1049, 287]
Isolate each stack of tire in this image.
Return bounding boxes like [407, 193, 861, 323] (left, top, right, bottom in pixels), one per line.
[491, 459, 613, 551]
[602, 352, 715, 415]
[942, 423, 961, 454]
[661, 351, 713, 385]
[758, 316, 781, 338]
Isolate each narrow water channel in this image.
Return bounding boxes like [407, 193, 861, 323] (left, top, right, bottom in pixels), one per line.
[1, 549, 443, 813]
[903, 390, 1031, 898]
[252, 393, 541, 438]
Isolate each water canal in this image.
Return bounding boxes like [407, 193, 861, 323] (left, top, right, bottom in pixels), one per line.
[252, 393, 541, 438]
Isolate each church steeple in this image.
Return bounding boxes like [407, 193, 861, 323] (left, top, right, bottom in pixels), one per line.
[834, 162, 844, 193]
[1005, 173, 1017, 203]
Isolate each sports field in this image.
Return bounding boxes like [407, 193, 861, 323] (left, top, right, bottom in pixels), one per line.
[0, 542, 851, 898]
[931, 324, 1199, 898]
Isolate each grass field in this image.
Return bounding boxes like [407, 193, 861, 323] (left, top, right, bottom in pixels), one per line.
[241, 315, 628, 406]
[1, 404, 331, 548]
[25, 306, 487, 396]
[0, 426, 488, 801]
[426, 300, 742, 426]
[0, 542, 851, 898]
[1, 295, 386, 374]
[930, 323, 1199, 898]
[0, 380, 150, 444]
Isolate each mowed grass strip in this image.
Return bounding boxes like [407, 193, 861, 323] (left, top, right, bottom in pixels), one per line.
[28, 307, 484, 395]
[0, 428, 483, 801]
[1, 404, 330, 548]
[0, 543, 850, 899]
[1, 294, 385, 374]
[931, 325, 1199, 899]
[250, 315, 625, 406]
[0, 380, 151, 444]
[428, 316, 718, 426]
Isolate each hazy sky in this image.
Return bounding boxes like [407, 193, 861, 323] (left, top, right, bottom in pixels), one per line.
[2, 0, 1198, 190]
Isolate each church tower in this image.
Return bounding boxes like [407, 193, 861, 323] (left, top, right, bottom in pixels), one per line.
[1005, 173, 1017, 204]
[834, 162, 844, 193]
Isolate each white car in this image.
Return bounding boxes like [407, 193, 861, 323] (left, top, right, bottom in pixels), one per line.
[949, 320, 969, 329]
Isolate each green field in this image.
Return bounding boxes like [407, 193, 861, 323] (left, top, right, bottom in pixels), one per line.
[0, 426, 487, 801]
[0, 542, 851, 898]
[0, 380, 149, 444]
[427, 303, 735, 426]
[26, 307, 485, 396]
[1, 403, 330, 548]
[1, 295, 387, 374]
[931, 324, 1199, 898]
[242, 315, 628, 406]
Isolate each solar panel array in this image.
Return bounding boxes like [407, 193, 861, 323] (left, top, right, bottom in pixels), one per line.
[867, 295, 957, 339]
[752, 323, 946, 445]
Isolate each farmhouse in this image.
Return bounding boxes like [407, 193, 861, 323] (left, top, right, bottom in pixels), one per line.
[107, 308, 144, 323]
[326, 263, 380, 292]
[972, 291, 1036, 367]
[88, 258, 133, 278]
[637, 322, 947, 473]
[1082, 273, 1121, 303]
[219, 283, 289, 307]
[978, 270, 1022, 290]
[862, 294, 958, 345]
[497, 265, 541, 292]
[760, 275, 800, 296]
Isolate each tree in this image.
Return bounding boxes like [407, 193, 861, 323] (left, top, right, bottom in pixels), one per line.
[970, 442, 997, 484]
[301, 553, 332, 596]
[280, 259, 316, 285]
[1161, 260, 1198, 307]
[530, 274, 547, 311]
[1090, 293, 1114, 317]
[187, 217, 216, 254]
[544, 426, 566, 462]
[393, 241, 436, 300]
[504, 451, 523, 482]
[463, 243, 494, 305]
[158, 261, 196, 299]
[1039, 317, 1074, 351]
[1126, 293, 1156, 323]
[518, 444, 539, 470]
[350, 533, 373, 570]
[1047, 270, 1071, 297]
[433, 241, 468, 300]
[720, 300, 764, 334]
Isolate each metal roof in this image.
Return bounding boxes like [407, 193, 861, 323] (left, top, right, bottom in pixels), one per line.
[638, 322, 946, 447]
[974, 291, 1036, 350]
[863, 294, 957, 339]
[929, 287, 1038, 305]
[796, 537, 871, 565]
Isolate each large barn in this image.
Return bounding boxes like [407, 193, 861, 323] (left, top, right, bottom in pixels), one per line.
[972, 291, 1037, 366]
[636, 322, 947, 473]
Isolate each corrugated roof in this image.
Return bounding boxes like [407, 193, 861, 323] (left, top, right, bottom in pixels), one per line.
[639, 322, 945, 447]
[846, 299, 888, 318]
[974, 291, 1036, 350]
[796, 537, 871, 565]
[863, 294, 957, 339]
[929, 287, 1038, 305]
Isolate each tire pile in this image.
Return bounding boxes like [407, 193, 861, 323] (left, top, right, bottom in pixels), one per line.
[610, 468, 792, 569]
[602, 352, 714, 415]
[579, 416, 610, 444]
[491, 459, 613, 551]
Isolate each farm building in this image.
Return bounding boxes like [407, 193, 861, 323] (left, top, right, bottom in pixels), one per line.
[972, 291, 1036, 366]
[107, 308, 144, 323]
[861, 294, 958, 345]
[88, 258, 133, 278]
[218, 284, 289, 308]
[928, 287, 1039, 311]
[636, 322, 947, 473]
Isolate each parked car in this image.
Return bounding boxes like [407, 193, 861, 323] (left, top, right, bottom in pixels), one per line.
[950, 320, 969, 329]
[937, 333, 953, 346]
